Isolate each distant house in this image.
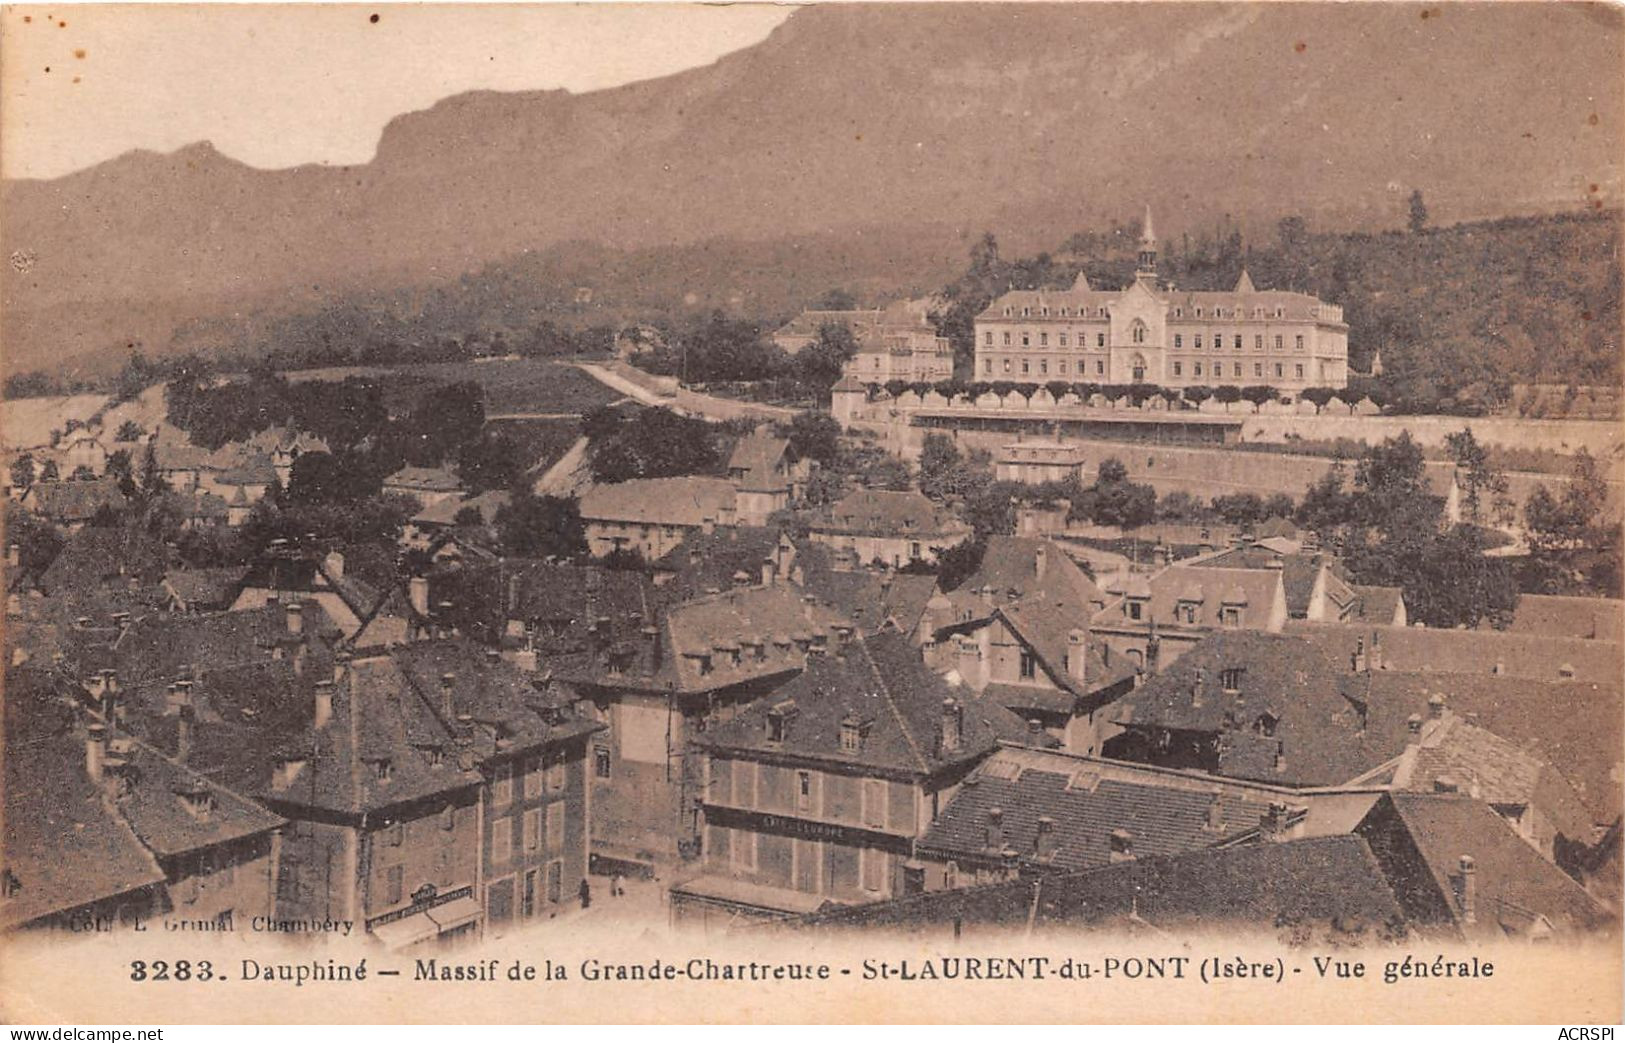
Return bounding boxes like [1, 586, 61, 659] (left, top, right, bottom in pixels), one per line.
[994, 437, 1087, 485]
[1197, 543, 1361, 623]
[842, 299, 954, 385]
[806, 488, 972, 568]
[725, 429, 811, 526]
[578, 476, 739, 560]
[1090, 558, 1289, 668]
[161, 567, 251, 614]
[20, 478, 128, 531]
[1284, 620, 1622, 685]
[912, 745, 1381, 890]
[671, 630, 1034, 926]
[769, 308, 880, 355]
[1501, 594, 1623, 642]
[230, 547, 410, 644]
[383, 466, 465, 510]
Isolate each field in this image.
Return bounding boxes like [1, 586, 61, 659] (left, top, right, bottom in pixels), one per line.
[285, 358, 623, 416]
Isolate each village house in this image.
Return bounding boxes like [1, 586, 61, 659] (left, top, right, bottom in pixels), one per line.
[725, 428, 811, 526]
[670, 631, 1035, 926]
[921, 537, 1135, 752]
[19, 477, 128, 532]
[910, 745, 1383, 891]
[993, 436, 1088, 485]
[382, 466, 465, 511]
[578, 476, 740, 560]
[769, 307, 882, 355]
[232, 544, 412, 644]
[1090, 556, 1290, 668]
[1284, 620, 1622, 685]
[805, 488, 972, 568]
[2, 669, 283, 934]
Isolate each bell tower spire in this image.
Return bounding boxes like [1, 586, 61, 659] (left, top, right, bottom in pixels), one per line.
[1136, 204, 1158, 282]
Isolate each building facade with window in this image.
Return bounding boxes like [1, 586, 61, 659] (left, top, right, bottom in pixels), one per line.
[972, 209, 1348, 396]
[670, 632, 1037, 927]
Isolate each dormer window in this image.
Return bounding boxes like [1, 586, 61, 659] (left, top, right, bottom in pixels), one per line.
[840, 712, 872, 752]
[767, 700, 798, 743]
[1220, 667, 1245, 692]
[178, 786, 215, 821]
[1253, 711, 1279, 737]
[374, 758, 392, 782]
[1127, 599, 1144, 621]
[697, 654, 713, 676]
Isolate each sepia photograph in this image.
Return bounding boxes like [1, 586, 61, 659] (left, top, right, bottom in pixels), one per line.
[0, 0, 1620, 1027]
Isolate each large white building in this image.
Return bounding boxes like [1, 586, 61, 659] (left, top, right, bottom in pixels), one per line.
[973, 209, 1349, 396]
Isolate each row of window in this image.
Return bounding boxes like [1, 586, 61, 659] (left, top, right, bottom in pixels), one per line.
[491, 754, 570, 807]
[988, 331, 1311, 352]
[1170, 361, 1307, 381]
[983, 357, 1108, 376]
[724, 827, 887, 893]
[1000, 304, 1294, 320]
[489, 801, 567, 866]
[713, 759, 892, 830]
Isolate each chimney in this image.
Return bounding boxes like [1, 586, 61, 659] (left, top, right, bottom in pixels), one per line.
[1458, 855, 1477, 925]
[1191, 666, 1205, 709]
[1034, 544, 1047, 582]
[285, 599, 303, 635]
[1034, 816, 1058, 861]
[1206, 791, 1224, 831]
[1109, 828, 1134, 863]
[1026, 718, 1044, 744]
[940, 697, 963, 754]
[439, 673, 456, 717]
[266, 593, 280, 607]
[833, 623, 854, 655]
[984, 807, 1005, 850]
[1406, 713, 1423, 737]
[761, 556, 775, 587]
[1369, 630, 1384, 670]
[701, 516, 716, 535]
[112, 612, 132, 638]
[1434, 776, 1460, 794]
[409, 575, 429, 618]
[98, 670, 120, 725]
[1428, 692, 1446, 719]
[313, 679, 334, 730]
[324, 549, 345, 579]
[6, 544, 18, 569]
[1066, 629, 1088, 684]
[641, 625, 661, 672]
[1273, 740, 1286, 774]
[176, 704, 195, 764]
[1352, 637, 1367, 673]
[332, 650, 350, 686]
[1260, 801, 1290, 840]
[85, 721, 107, 782]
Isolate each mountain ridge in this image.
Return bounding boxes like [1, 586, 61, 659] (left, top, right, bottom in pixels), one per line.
[3, 2, 1619, 377]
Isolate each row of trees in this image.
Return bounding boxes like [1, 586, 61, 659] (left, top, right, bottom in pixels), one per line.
[869, 378, 1316, 412]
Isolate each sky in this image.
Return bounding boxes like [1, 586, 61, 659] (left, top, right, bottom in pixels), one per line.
[0, 3, 796, 180]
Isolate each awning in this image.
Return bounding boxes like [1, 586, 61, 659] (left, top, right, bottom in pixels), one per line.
[425, 896, 482, 932]
[369, 911, 439, 950]
[369, 897, 484, 949]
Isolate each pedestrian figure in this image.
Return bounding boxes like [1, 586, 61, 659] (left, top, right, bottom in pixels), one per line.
[611, 871, 625, 897]
[579, 877, 592, 910]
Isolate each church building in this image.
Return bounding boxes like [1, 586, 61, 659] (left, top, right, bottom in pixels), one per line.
[972, 209, 1349, 396]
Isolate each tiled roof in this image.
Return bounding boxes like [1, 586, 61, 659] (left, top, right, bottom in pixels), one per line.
[2, 691, 168, 929]
[651, 526, 794, 603]
[214, 452, 277, 486]
[1285, 620, 1622, 684]
[811, 488, 971, 540]
[920, 746, 1375, 872]
[979, 282, 1336, 324]
[1374, 794, 1612, 938]
[771, 309, 881, 340]
[1350, 585, 1406, 624]
[794, 545, 940, 637]
[696, 631, 1036, 777]
[1112, 631, 1415, 786]
[38, 525, 171, 597]
[726, 430, 793, 493]
[1504, 595, 1623, 642]
[1098, 563, 1285, 632]
[786, 835, 1403, 936]
[412, 489, 511, 527]
[1399, 711, 1596, 844]
[579, 476, 737, 528]
[384, 465, 463, 494]
[100, 601, 337, 690]
[22, 478, 128, 523]
[1352, 671, 1622, 822]
[957, 536, 1104, 615]
[114, 737, 285, 859]
[161, 567, 251, 610]
[1196, 546, 1350, 620]
[662, 584, 851, 694]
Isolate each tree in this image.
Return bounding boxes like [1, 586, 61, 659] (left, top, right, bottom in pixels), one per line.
[137, 443, 169, 502]
[1213, 385, 1243, 412]
[1524, 448, 1619, 594]
[115, 420, 145, 443]
[1443, 428, 1508, 526]
[38, 459, 59, 483]
[1299, 387, 1337, 414]
[456, 433, 525, 495]
[1407, 189, 1429, 235]
[494, 492, 587, 560]
[1096, 458, 1129, 485]
[1241, 385, 1279, 412]
[69, 465, 98, 482]
[453, 505, 485, 527]
[796, 321, 860, 391]
[1211, 493, 1266, 527]
[1181, 385, 1213, 410]
[813, 288, 858, 311]
[4, 504, 64, 575]
[1298, 459, 1353, 536]
[105, 449, 137, 498]
[784, 411, 841, 467]
[287, 451, 365, 505]
[587, 407, 720, 483]
[9, 453, 35, 493]
[917, 433, 962, 500]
